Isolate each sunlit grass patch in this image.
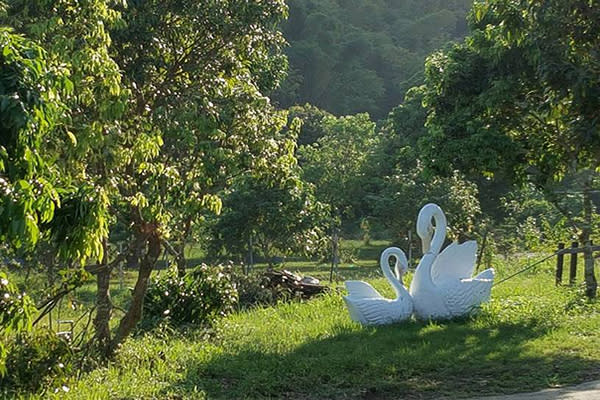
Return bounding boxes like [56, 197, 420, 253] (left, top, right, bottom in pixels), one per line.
[49, 264, 600, 400]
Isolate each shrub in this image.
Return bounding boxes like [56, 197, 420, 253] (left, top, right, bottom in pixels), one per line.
[142, 264, 238, 329]
[0, 329, 74, 395]
[340, 240, 359, 263]
[232, 271, 294, 309]
[0, 271, 36, 376]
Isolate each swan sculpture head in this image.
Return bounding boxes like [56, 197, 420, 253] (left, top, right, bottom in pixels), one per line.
[416, 203, 446, 254]
[385, 247, 408, 283]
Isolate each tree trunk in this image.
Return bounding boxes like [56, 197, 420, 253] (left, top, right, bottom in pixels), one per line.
[110, 227, 161, 352]
[175, 219, 192, 276]
[261, 242, 273, 269]
[329, 226, 339, 282]
[247, 235, 254, 275]
[94, 239, 112, 356]
[126, 233, 146, 270]
[126, 209, 147, 270]
[176, 241, 186, 276]
[582, 175, 597, 298]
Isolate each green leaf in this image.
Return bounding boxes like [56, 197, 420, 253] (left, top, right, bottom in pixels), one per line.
[66, 130, 77, 145]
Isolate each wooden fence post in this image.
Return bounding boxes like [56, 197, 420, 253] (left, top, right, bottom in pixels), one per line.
[569, 241, 579, 285]
[556, 243, 565, 286]
[476, 230, 488, 272]
[329, 227, 339, 282]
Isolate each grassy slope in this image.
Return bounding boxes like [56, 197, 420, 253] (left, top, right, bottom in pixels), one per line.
[48, 256, 600, 400]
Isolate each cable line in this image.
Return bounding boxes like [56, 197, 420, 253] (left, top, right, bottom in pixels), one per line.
[492, 251, 560, 287]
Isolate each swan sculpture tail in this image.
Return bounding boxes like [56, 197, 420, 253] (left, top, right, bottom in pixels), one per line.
[474, 268, 495, 281]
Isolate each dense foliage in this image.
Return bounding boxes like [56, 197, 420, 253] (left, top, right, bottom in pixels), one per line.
[1, 330, 73, 394]
[208, 172, 328, 265]
[422, 0, 600, 296]
[0, 272, 35, 374]
[300, 113, 378, 226]
[366, 87, 481, 241]
[275, 0, 473, 118]
[232, 272, 296, 308]
[423, 1, 600, 183]
[0, 28, 67, 251]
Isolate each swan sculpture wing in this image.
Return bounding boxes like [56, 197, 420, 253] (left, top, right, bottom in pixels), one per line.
[430, 240, 478, 286]
[344, 281, 383, 299]
[345, 298, 408, 326]
[474, 268, 495, 280]
[441, 275, 494, 317]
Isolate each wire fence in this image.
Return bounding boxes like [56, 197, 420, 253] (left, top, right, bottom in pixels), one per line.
[492, 250, 561, 287]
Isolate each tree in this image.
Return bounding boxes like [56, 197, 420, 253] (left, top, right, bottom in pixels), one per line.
[208, 171, 328, 268]
[5, 0, 138, 353]
[422, 0, 600, 297]
[3, 0, 296, 355]
[367, 87, 481, 244]
[287, 104, 332, 146]
[300, 113, 378, 225]
[299, 113, 378, 277]
[103, 0, 293, 351]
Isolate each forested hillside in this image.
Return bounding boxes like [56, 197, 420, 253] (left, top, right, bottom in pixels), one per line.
[274, 0, 473, 118]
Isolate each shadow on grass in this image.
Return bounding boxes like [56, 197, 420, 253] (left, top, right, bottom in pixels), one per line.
[163, 319, 600, 399]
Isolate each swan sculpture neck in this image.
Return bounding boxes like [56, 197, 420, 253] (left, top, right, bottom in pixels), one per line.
[413, 203, 447, 288]
[380, 247, 408, 297]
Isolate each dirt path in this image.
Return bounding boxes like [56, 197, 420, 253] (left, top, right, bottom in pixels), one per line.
[471, 380, 600, 400]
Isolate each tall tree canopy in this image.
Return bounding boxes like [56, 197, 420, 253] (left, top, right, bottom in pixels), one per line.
[367, 87, 481, 243]
[0, 28, 65, 250]
[299, 113, 378, 226]
[422, 0, 600, 296]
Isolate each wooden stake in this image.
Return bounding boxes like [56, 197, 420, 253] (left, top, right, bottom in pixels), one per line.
[556, 243, 565, 286]
[569, 242, 578, 285]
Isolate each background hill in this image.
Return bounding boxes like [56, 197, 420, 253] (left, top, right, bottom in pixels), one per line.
[274, 0, 473, 119]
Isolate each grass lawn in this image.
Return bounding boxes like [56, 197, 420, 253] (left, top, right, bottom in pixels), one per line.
[183, 239, 395, 282]
[32, 252, 600, 400]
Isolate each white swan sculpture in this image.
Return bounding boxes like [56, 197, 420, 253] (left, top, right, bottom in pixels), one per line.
[409, 203, 495, 320]
[344, 247, 413, 325]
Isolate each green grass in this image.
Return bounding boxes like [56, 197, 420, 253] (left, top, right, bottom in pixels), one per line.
[17, 270, 142, 336]
[32, 253, 600, 400]
[238, 239, 394, 283]
[183, 239, 394, 282]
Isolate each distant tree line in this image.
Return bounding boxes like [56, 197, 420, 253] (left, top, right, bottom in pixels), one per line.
[274, 0, 473, 119]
